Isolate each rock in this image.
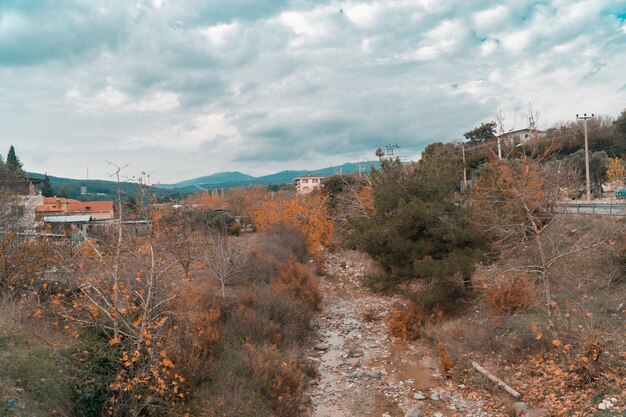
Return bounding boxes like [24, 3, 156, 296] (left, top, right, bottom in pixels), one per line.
[348, 349, 364, 358]
[513, 402, 529, 416]
[346, 358, 361, 367]
[382, 413, 391, 417]
[413, 392, 426, 400]
[597, 398, 615, 411]
[524, 409, 547, 417]
[314, 343, 329, 351]
[434, 413, 443, 417]
[405, 410, 421, 417]
[430, 392, 441, 401]
[364, 370, 383, 378]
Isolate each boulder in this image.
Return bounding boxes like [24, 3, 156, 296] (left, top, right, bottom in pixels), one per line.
[413, 392, 426, 400]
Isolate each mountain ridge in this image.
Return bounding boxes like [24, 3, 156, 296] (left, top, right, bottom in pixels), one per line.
[158, 161, 379, 190]
[27, 161, 379, 200]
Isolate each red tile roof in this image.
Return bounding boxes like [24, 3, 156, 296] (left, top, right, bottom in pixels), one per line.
[36, 199, 114, 214]
[68, 201, 114, 213]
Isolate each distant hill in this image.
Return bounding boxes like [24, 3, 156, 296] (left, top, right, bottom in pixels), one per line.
[170, 162, 380, 194]
[160, 171, 255, 189]
[26, 173, 181, 201]
[27, 161, 380, 200]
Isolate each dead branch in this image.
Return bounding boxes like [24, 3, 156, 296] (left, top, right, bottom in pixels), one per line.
[472, 361, 521, 398]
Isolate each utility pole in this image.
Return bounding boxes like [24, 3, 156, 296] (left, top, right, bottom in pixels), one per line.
[496, 109, 505, 159]
[462, 143, 468, 191]
[576, 113, 594, 202]
[496, 124, 503, 159]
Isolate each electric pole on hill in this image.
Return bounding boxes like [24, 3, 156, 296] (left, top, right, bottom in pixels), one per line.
[576, 113, 594, 202]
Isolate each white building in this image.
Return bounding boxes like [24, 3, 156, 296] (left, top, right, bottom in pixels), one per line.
[496, 128, 546, 145]
[293, 173, 324, 195]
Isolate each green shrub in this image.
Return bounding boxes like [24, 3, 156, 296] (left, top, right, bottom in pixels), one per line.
[69, 329, 118, 417]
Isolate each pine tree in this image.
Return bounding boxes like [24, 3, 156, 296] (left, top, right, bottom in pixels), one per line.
[7, 145, 23, 172]
[41, 174, 54, 197]
[349, 144, 485, 298]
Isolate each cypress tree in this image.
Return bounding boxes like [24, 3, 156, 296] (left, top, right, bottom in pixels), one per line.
[41, 174, 54, 197]
[7, 145, 23, 172]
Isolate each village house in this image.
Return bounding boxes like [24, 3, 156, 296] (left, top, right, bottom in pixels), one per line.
[0, 176, 44, 233]
[36, 197, 115, 220]
[496, 128, 546, 146]
[293, 173, 324, 195]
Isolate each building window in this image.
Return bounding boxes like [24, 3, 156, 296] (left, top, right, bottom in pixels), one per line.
[303, 186, 309, 191]
[312, 179, 318, 183]
[302, 179, 308, 184]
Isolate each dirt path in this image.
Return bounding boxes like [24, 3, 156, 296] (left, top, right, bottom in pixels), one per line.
[305, 251, 488, 417]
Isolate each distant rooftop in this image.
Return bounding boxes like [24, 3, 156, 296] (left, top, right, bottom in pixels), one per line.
[293, 172, 325, 180]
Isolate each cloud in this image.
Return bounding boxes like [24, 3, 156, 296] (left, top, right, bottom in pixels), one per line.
[65, 87, 179, 113]
[1, 0, 626, 182]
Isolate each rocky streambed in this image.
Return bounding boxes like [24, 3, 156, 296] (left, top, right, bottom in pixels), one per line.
[305, 251, 489, 417]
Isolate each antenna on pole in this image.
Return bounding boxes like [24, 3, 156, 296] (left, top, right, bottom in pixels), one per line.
[385, 143, 400, 156]
[86, 167, 89, 180]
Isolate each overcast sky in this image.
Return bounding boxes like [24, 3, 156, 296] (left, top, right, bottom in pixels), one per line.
[1, 0, 626, 182]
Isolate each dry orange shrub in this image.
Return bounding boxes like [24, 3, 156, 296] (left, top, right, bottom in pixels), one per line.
[484, 272, 536, 315]
[253, 193, 333, 254]
[184, 192, 223, 209]
[386, 302, 425, 340]
[271, 258, 321, 311]
[357, 185, 375, 216]
[245, 344, 304, 417]
[226, 186, 268, 217]
[436, 340, 454, 377]
[165, 281, 224, 386]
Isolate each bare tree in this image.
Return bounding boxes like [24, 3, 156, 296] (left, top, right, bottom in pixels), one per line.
[202, 229, 249, 298]
[473, 155, 611, 337]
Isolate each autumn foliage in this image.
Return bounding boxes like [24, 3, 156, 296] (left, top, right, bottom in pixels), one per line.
[606, 157, 626, 184]
[253, 193, 333, 254]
